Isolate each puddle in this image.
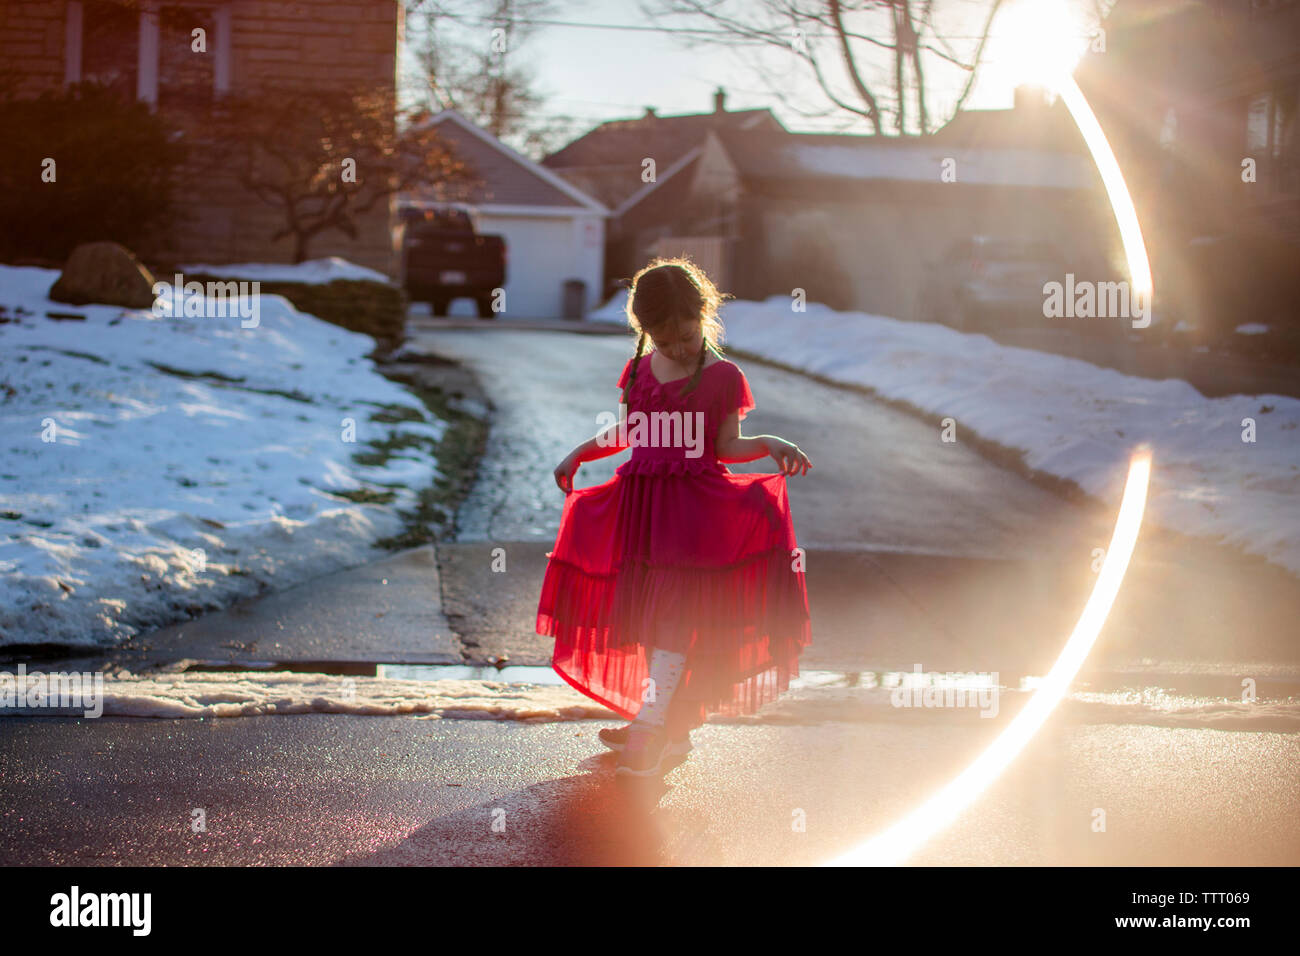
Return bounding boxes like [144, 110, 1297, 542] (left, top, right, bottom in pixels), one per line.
[381, 663, 563, 684]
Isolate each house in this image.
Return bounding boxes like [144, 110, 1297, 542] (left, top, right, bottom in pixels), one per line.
[542, 89, 787, 295]
[0, 0, 401, 275]
[401, 108, 608, 318]
[1073, 0, 1300, 330]
[566, 88, 1114, 320]
[543, 88, 785, 211]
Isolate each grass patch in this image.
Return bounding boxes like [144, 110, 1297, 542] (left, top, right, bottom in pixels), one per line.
[372, 368, 488, 551]
[239, 385, 314, 404]
[19, 345, 109, 365]
[319, 487, 399, 505]
[349, 428, 437, 469]
[363, 401, 428, 425]
[146, 361, 314, 403]
[146, 361, 244, 383]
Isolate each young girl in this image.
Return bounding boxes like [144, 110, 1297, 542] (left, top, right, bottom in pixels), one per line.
[535, 258, 813, 778]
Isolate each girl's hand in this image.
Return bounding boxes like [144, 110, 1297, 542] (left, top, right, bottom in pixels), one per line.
[554, 452, 580, 493]
[765, 437, 812, 476]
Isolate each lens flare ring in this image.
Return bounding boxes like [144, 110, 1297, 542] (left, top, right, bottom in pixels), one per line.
[824, 448, 1152, 866]
[823, 17, 1157, 864]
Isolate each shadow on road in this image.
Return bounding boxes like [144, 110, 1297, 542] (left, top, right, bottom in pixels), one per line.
[334, 751, 692, 866]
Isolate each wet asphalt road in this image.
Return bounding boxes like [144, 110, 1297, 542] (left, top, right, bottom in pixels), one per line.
[421, 325, 1118, 556]
[2, 321, 1298, 867]
[3, 711, 1298, 866]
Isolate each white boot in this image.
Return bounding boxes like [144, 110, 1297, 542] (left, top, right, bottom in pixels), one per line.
[617, 648, 686, 776]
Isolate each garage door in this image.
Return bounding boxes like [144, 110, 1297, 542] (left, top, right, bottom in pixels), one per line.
[476, 215, 575, 318]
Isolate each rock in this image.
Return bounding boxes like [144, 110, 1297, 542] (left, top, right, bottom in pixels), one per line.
[48, 242, 156, 309]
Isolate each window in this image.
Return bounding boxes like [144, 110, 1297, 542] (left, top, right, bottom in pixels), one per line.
[1245, 92, 1271, 152]
[80, 0, 138, 101]
[67, 1, 230, 107]
[1242, 86, 1299, 195]
[158, 6, 216, 111]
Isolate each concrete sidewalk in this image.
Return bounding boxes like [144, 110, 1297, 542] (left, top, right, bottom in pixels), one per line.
[79, 546, 460, 673]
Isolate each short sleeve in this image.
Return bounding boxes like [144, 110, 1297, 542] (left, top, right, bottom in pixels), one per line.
[722, 364, 756, 421]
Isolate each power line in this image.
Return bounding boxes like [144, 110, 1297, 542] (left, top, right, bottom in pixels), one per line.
[417, 12, 1083, 42]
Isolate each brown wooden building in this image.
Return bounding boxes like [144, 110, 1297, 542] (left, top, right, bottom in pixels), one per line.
[0, 0, 401, 275]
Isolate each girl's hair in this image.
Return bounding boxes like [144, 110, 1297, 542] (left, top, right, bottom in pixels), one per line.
[619, 256, 731, 406]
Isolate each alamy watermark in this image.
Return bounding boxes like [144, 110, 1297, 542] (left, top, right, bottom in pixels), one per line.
[595, 403, 705, 458]
[889, 664, 1000, 718]
[152, 273, 260, 328]
[0, 664, 105, 718]
[1043, 273, 1150, 329]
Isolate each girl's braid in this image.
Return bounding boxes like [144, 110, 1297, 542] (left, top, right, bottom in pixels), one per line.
[621, 330, 648, 407]
[676, 336, 710, 400]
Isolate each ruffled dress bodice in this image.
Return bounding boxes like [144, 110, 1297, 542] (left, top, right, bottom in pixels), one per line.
[614, 352, 755, 478]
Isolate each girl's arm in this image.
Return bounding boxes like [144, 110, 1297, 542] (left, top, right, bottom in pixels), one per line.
[555, 403, 629, 493]
[569, 404, 629, 464]
[715, 411, 770, 463]
[715, 412, 812, 474]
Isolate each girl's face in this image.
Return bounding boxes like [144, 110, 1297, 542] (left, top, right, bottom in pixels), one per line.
[650, 318, 703, 365]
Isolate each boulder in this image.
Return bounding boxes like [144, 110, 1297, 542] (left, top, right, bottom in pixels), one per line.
[48, 242, 156, 309]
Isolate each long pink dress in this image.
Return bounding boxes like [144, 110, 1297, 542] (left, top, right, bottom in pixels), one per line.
[535, 352, 812, 727]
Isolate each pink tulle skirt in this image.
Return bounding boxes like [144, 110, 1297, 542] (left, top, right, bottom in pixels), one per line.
[536, 459, 812, 725]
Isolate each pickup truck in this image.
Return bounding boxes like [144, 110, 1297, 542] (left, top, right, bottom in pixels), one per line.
[399, 205, 507, 318]
[915, 235, 1067, 331]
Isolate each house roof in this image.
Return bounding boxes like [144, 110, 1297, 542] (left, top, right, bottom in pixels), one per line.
[543, 106, 783, 168]
[929, 97, 1085, 152]
[707, 126, 1098, 189]
[613, 117, 1100, 220]
[410, 109, 608, 215]
[541, 105, 784, 208]
[609, 146, 705, 219]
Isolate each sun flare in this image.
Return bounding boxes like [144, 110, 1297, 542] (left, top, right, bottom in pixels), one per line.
[825, 448, 1152, 866]
[990, 0, 1091, 86]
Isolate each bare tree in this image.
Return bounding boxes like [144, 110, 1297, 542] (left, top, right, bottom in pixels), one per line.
[640, 0, 1007, 135]
[404, 0, 575, 159]
[210, 87, 480, 263]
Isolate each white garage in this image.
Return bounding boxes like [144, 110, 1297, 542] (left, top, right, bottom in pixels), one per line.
[403, 109, 608, 319]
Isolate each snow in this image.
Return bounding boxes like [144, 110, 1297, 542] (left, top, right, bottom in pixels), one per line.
[592, 289, 1300, 578]
[177, 256, 390, 284]
[0, 671, 613, 720]
[1235, 323, 1269, 335]
[789, 143, 1097, 188]
[5, 667, 1296, 729]
[0, 265, 443, 647]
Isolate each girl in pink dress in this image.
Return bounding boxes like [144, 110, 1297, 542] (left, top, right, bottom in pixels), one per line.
[535, 258, 813, 777]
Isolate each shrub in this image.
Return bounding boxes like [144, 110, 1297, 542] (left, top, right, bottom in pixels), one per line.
[185, 274, 409, 348]
[0, 83, 185, 263]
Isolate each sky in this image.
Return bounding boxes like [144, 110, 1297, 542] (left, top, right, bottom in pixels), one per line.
[403, 0, 1112, 148]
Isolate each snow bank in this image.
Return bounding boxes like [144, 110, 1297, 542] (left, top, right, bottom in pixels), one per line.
[0, 671, 613, 721]
[594, 289, 1300, 578]
[0, 266, 443, 647]
[4, 668, 1296, 731]
[178, 257, 389, 285]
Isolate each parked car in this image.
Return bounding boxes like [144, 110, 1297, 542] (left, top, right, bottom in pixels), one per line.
[399, 204, 506, 319]
[916, 236, 1067, 331]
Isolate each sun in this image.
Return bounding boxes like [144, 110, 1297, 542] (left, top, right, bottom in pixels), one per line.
[988, 0, 1092, 88]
